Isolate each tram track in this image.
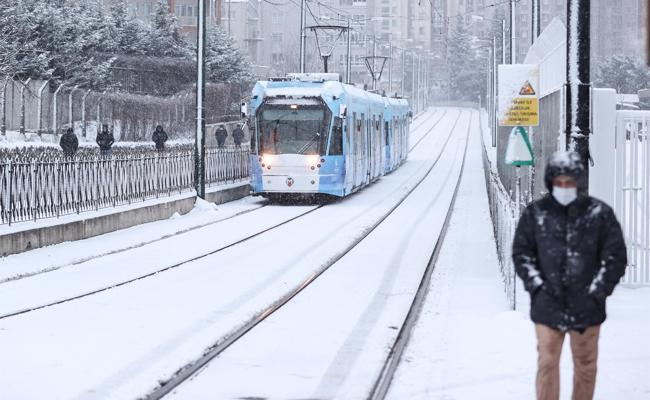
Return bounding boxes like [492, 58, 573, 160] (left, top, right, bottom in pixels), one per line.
[0, 108, 451, 321]
[0, 202, 268, 284]
[143, 109, 467, 400]
[368, 110, 473, 400]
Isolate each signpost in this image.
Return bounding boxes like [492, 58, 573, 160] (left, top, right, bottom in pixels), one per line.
[497, 65, 540, 312]
[498, 65, 540, 212]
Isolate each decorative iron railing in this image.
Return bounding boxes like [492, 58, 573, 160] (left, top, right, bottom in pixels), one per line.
[0, 146, 250, 225]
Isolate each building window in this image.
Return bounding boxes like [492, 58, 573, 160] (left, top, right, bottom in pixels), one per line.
[272, 12, 281, 24]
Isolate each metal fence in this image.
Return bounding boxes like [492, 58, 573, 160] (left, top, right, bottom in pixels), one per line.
[616, 111, 650, 284]
[481, 120, 519, 309]
[0, 146, 250, 225]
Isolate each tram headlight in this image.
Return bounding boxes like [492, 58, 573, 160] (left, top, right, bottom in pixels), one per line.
[261, 153, 274, 167]
[306, 155, 319, 169]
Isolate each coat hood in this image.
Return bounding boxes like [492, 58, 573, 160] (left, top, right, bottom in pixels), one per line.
[544, 151, 584, 191]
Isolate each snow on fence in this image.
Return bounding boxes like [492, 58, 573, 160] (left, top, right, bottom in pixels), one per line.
[615, 112, 650, 284]
[481, 123, 519, 309]
[0, 147, 249, 225]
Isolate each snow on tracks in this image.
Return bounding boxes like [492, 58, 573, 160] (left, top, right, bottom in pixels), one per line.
[159, 109, 472, 400]
[0, 108, 458, 400]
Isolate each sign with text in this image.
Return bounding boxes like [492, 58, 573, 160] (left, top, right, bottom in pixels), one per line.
[498, 65, 540, 126]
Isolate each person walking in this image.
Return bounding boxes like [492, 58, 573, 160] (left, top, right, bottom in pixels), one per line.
[59, 127, 79, 157]
[215, 125, 228, 148]
[96, 124, 114, 156]
[232, 126, 244, 147]
[152, 125, 168, 152]
[513, 151, 627, 400]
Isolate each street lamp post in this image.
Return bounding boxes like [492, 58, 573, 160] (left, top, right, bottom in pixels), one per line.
[510, 0, 517, 64]
[195, 0, 206, 198]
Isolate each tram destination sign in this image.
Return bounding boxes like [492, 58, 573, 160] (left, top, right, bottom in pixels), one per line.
[498, 65, 540, 127]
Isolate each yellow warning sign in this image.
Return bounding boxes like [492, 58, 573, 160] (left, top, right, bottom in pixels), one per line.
[519, 81, 536, 95]
[501, 98, 539, 126]
[498, 65, 540, 127]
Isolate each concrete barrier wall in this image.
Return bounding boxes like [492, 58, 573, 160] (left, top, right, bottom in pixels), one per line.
[0, 183, 250, 257]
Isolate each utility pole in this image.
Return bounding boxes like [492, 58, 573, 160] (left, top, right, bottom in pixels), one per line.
[372, 37, 377, 90]
[492, 35, 497, 147]
[228, 0, 231, 36]
[532, 0, 541, 42]
[195, 0, 206, 199]
[566, 0, 591, 193]
[346, 18, 352, 83]
[388, 42, 393, 94]
[510, 0, 516, 64]
[300, 0, 306, 73]
[412, 53, 417, 113]
[502, 19, 507, 64]
[401, 48, 406, 97]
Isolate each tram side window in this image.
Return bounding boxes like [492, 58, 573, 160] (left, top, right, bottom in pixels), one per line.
[250, 118, 257, 152]
[384, 121, 389, 144]
[330, 117, 343, 155]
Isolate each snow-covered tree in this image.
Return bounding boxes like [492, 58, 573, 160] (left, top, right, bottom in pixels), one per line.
[108, 0, 147, 56]
[148, 0, 190, 58]
[447, 21, 486, 102]
[595, 56, 650, 94]
[204, 26, 253, 84]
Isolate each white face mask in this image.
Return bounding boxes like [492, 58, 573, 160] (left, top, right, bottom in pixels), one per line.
[553, 186, 577, 206]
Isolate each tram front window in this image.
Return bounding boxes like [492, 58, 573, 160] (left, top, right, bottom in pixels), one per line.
[258, 106, 331, 155]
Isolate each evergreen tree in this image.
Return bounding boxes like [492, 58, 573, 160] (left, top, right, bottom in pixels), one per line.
[595, 55, 650, 94]
[149, 0, 190, 58]
[108, 0, 147, 55]
[447, 21, 486, 102]
[204, 26, 253, 84]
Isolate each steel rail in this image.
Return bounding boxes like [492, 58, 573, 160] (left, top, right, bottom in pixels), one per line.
[0, 205, 322, 320]
[368, 110, 474, 400]
[143, 109, 466, 400]
[0, 203, 267, 284]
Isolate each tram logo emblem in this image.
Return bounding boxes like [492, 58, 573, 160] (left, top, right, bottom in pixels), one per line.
[286, 177, 294, 187]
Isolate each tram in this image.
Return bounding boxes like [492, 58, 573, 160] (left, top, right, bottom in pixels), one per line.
[247, 73, 410, 199]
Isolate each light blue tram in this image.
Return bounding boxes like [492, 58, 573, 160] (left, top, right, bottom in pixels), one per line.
[248, 73, 410, 199]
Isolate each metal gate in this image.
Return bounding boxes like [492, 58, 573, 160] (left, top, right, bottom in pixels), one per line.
[616, 111, 650, 284]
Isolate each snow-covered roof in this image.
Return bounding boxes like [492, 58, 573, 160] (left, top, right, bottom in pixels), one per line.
[263, 86, 325, 98]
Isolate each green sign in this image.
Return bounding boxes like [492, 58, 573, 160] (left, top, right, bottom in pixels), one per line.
[505, 126, 534, 166]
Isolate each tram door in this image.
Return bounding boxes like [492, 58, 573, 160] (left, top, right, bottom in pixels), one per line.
[366, 117, 372, 184]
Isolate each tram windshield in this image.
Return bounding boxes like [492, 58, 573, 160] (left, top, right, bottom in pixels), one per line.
[257, 105, 332, 155]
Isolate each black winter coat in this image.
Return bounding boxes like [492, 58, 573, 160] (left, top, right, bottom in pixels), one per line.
[215, 127, 227, 147]
[60, 132, 78, 155]
[152, 129, 168, 150]
[513, 195, 627, 331]
[96, 131, 114, 151]
[232, 127, 244, 146]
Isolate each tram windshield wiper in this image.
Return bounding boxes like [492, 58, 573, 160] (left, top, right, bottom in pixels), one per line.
[297, 132, 321, 154]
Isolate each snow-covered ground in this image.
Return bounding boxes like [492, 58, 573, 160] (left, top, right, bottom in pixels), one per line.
[2, 107, 646, 400]
[386, 110, 650, 400]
